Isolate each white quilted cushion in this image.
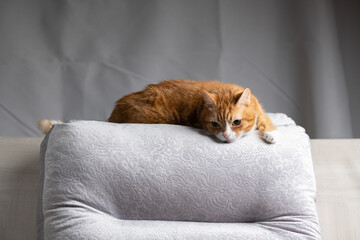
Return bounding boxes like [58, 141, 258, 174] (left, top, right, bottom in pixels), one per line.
[37, 113, 321, 239]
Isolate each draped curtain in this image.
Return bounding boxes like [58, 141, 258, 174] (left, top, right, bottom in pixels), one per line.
[0, 0, 359, 138]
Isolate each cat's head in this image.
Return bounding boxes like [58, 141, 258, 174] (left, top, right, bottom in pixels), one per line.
[201, 88, 256, 143]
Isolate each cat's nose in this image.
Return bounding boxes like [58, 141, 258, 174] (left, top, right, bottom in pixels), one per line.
[223, 132, 230, 139]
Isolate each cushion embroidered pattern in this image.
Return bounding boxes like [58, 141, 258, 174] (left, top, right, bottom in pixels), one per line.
[37, 113, 321, 239]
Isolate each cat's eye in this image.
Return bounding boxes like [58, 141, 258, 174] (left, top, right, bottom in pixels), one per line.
[211, 121, 220, 128]
[233, 120, 241, 126]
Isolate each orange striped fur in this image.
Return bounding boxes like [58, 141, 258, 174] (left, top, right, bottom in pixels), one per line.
[109, 80, 276, 143]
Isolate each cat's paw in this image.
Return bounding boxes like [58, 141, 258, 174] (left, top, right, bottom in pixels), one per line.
[262, 130, 278, 144]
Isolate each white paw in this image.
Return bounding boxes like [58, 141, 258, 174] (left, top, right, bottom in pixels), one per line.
[262, 131, 278, 144]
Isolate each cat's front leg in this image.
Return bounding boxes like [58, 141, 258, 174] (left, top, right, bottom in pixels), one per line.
[257, 113, 277, 143]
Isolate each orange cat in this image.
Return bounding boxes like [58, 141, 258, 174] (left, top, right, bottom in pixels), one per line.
[39, 80, 276, 143]
[108, 80, 277, 143]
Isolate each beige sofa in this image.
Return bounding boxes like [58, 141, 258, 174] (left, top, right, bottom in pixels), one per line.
[0, 137, 359, 240]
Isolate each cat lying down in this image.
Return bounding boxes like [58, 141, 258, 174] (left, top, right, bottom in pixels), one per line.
[39, 80, 277, 143]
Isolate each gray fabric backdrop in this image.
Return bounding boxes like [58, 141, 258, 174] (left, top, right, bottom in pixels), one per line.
[0, 0, 359, 138]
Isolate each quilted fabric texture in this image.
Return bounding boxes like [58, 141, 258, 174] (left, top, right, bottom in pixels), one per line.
[37, 113, 321, 239]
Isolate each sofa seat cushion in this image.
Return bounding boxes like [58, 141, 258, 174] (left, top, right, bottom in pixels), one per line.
[38, 113, 321, 239]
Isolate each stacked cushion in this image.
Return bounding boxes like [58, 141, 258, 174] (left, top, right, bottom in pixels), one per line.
[37, 113, 321, 239]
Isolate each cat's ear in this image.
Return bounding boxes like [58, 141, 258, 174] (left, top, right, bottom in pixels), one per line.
[236, 88, 251, 107]
[202, 90, 217, 109]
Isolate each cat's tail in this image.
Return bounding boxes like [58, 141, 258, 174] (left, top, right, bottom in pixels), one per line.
[38, 119, 64, 134]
